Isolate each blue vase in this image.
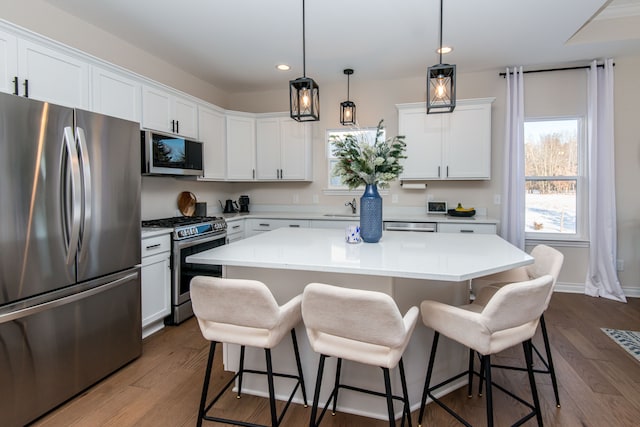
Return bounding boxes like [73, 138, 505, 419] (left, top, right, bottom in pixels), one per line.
[360, 184, 383, 243]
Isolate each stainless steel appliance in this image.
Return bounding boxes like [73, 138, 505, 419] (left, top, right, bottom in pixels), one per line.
[383, 221, 437, 232]
[0, 92, 142, 427]
[142, 216, 227, 324]
[141, 129, 203, 176]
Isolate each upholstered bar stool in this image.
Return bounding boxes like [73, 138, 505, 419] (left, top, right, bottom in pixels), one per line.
[190, 276, 308, 427]
[472, 244, 564, 407]
[417, 275, 554, 427]
[301, 283, 419, 427]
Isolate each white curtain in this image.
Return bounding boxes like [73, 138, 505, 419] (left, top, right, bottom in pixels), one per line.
[501, 66, 525, 249]
[585, 59, 625, 302]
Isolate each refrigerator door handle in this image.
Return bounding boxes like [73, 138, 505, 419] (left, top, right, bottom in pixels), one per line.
[76, 127, 92, 263]
[62, 126, 82, 266]
[0, 271, 139, 325]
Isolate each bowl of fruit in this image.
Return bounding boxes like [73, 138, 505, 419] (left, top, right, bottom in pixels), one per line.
[447, 203, 476, 217]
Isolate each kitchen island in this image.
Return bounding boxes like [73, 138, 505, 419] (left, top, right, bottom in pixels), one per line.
[187, 228, 532, 420]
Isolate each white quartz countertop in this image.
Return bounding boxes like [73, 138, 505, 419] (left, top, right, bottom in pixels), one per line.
[222, 211, 497, 224]
[186, 227, 531, 281]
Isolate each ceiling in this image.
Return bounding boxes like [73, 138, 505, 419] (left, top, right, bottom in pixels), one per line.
[43, 0, 640, 94]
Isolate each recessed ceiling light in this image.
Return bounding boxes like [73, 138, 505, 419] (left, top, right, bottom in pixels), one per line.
[436, 46, 453, 54]
[276, 64, 291, 71]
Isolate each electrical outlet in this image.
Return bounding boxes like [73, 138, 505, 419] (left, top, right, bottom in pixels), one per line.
[427, 194, 434, 202]
[312, 194, 319, 204]
[494, 194, 501, 205]
[617, 259, 624, 271]
[392, 194, 399, 204]
[293, 193, 299, 204]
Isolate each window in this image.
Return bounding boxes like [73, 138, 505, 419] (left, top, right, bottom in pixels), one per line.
[326, 127, 383, 190]
[524, 118, 586, 241]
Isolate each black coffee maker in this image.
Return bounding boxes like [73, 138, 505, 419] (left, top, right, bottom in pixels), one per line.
[238, 195, 250, 213]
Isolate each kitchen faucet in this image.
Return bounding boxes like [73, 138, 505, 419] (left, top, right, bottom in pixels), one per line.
[345, 198, 357, 214]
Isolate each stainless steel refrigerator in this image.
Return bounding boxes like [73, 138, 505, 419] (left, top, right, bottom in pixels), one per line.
[0, 92, 142, 426]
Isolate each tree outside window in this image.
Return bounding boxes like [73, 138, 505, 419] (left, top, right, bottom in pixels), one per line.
[524, 118, 584, 238]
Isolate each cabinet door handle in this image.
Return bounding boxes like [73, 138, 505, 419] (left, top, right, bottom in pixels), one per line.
[232, 225, 241, 230]
[446, 166, 449, 177]
[23, 79, 29, 97]
[259, 223, 270, 227]
[145, 243, 161, 250]
[13, 76, 18, 96]
[459, 229, 474, 233]
[437, 166, 441, 178]
[176, 120, 179, 134]
[171, 119, 175, 133]
[289, 224, 300, 228]
[253, 169, 255, 179]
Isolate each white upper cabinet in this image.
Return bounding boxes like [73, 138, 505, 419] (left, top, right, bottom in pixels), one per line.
[226, 112, 256, 180]
[91, 65, 141, 122]
[198, 105, 226, 180]
[0, 29, 18, 96]
[142, 84, 198, 138]
[0, 29, 89, 108]
[397, 98, 494, 180]
[256, 115, 312, 181]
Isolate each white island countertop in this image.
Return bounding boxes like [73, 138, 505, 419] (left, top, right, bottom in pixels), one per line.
[187, 227, 532, 282]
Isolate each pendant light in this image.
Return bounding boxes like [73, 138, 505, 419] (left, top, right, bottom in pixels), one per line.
[340, 69, 356, 126]
[427, 0, 456, 114]
[289, 0, 320, 122]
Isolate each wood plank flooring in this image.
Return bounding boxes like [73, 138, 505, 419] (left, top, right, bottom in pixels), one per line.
[31, 293, 640, 427]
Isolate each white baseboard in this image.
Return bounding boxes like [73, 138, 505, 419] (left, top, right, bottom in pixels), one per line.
[555, 282, 640, 298]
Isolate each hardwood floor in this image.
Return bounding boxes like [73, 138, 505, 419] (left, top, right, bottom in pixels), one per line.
[32, 293, 640, 427]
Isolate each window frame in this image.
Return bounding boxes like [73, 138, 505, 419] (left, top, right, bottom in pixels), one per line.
[523, 116, 588, 245]
[325, 127, 384, 192]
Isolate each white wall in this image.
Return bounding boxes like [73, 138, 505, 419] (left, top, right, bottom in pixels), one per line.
[3, 1, 638, 296]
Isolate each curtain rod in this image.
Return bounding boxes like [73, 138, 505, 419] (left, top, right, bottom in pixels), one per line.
[498, 63, 614, 78]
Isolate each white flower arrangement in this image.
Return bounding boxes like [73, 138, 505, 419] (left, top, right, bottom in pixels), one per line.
[331, 120, 407, 189]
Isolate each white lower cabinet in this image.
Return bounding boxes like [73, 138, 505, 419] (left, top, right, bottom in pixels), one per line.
[246, 218, 309, 237]
[437, 223, 497, 234]
[226, 220, 245, 243]
[141, 233, 171, 338]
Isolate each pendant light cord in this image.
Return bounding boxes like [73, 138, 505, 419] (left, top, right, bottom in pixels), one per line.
[302, 0, 307, 77]
[347, 73, 350, 101]
[438, 0, 443, 64]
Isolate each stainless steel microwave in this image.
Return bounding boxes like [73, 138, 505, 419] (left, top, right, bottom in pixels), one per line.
[141, 130, 203, 176]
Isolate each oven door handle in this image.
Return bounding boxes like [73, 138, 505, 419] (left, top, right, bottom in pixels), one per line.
[174, 232, 227, 250]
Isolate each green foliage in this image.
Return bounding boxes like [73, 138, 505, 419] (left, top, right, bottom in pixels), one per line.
[331, 120, 407, 189]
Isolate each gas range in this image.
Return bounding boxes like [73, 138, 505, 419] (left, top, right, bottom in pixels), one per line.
[142, 216, 227, 240]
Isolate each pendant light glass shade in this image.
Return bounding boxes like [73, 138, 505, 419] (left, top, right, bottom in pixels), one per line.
[340, 68, 356, 126]
[290, 0, 320, 122]
[427, 63, 456, 113]
[427, 0, 456, 114]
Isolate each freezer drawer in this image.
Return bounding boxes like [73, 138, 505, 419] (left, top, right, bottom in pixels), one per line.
[0, 270, 141, 427]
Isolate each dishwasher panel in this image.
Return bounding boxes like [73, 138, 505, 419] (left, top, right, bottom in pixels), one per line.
[383, 221, 437, 232]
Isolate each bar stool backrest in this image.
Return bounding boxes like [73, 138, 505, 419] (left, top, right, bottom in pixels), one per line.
[526, 245, 564, 308]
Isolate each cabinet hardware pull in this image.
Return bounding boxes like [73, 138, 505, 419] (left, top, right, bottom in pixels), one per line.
[171, 120, 175, 133]
[24, 79, 29, 97]
[176, 120, 179, 134]
[253, 169, 255, 179]
[446, 166, 449, 177]
[460, 230, 474, 233]
[232, 225, 240, 229]
[289, 224, 300, 228]
[437, 166, 440, 178]
[145, 243, 161, 249]
[259, 223, 270, 227]
[13, 76, 18, 95]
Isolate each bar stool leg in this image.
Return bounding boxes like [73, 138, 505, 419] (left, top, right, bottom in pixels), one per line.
[291, 329, 309, 406]
[309, 354, 327, 427]
[524, 340, 544, 427]
[478, 354, 485, 397]
[467, 348, 474, 398]
[332, 358, 343, 415]
[237, 345, 246, 398]
[540, 315, 561, 407]
[418, 332, 440, 427]
[382, 367, 395, 427]
[197, 341, 216, 427]
[265, 349, 278, 427]
[398, 358, 412, 427]
[483, 354, 493, 427]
